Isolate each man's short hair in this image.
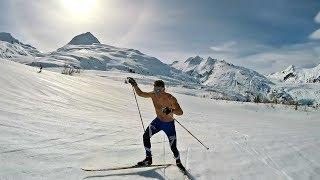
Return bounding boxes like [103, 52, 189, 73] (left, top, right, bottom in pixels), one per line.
[154, 80, 165, 88]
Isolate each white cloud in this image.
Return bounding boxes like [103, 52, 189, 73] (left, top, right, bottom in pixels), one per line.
[234, 42, 320, 74]
[210, 41, 237, 52]
[310, 29, 320, 40]
[310, 11, 320, 40]
[315, 11, 320, 23]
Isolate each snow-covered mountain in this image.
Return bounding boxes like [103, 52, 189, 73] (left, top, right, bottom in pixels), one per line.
[0, 32, 195, 84]
[0, 32, 43, 60]
[68, 32, 100, 45]
[268, 64, 320, 83]
[2, 31, 318, 105]
[266, 64, 320, 105]
[30, 32, 195, 83]
[172, 56, 274, 101]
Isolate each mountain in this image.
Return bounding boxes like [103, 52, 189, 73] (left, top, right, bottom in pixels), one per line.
[0, 32, 189, 79]
[0, 32, 20, 44]
[26, 32, 196, 83]
[67, 32, 100, 45]
[0, 32, 43, 61]
[0, 32, 309, 104]
[268, 64, 320, 83]
[172, 56, 274, 101]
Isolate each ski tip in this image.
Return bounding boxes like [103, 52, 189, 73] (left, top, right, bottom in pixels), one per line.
[81, 167, 100, 171]
[81, 168, 92, 171]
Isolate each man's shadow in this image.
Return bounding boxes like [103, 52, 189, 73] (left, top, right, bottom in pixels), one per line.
[83, 166, 196, 179]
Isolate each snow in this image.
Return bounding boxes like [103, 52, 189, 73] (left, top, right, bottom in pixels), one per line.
[1, 59, 320, 179]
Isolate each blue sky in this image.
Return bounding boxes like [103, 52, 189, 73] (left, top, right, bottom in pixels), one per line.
[0, 0, 319, 73]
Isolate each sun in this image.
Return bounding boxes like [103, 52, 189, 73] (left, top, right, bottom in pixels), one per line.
[61, 0, 97, 15]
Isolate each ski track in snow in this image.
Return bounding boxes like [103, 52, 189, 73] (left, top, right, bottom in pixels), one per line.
[0, 60, 320, 179]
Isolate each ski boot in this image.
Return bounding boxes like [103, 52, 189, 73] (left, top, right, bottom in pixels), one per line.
[137, 156, 152, 166]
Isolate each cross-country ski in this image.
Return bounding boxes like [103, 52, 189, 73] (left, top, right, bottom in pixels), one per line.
[81, 164, 172, 172]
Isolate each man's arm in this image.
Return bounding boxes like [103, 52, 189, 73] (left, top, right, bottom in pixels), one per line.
[127, 77, 151, 98]
[133, 85, 151, 98]
[171, 96, 183, 115]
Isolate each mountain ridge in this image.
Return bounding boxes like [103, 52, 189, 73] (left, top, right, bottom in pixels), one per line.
[67, 32, 100, 45]
[171, 56, 274, 101]
[0, 32, 43, 59]
[268, 64, 320, 83]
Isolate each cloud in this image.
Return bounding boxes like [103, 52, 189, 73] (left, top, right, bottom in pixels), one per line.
[210, 41, 237, 52]
[309, 11, 320, 40]
[315, 11, 320, 23]
[234, 42, 320, 74]
[310, 29, 320, 40]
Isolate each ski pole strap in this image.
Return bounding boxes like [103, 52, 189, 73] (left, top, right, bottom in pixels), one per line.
[174, 119, 209, 150]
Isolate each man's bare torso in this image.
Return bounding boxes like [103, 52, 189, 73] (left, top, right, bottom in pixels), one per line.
[130, 80, 183, 121]
[150, 92, 176, 122]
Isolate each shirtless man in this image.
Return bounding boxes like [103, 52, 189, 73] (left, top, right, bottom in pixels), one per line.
[127, 77, 186, 171]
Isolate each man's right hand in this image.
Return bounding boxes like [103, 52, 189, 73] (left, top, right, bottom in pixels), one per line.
[127, 77, 137, 86]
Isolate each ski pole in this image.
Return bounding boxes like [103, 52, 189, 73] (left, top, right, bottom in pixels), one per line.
[174, 118, 209, 150]
[131, 86, 145, 131]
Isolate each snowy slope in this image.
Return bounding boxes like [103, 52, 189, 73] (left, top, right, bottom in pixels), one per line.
[1, 59, 320, 180]
[172, 56, 274, 101]
[0, 32, 43, 60]
[268, 64, 320, 83]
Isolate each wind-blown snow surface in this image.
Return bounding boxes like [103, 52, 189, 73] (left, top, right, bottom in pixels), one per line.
[1, 60, 320, 180]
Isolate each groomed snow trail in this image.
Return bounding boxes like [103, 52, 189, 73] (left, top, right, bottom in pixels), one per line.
[1, 60, 320, 180]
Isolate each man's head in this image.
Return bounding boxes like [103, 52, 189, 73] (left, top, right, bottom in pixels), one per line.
[154, 80, 165, 95]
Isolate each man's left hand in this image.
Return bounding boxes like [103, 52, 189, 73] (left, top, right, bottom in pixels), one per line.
[162, 107, 173, 115]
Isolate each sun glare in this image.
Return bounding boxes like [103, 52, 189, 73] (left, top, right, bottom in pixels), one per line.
[62, 0, 97, 16]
